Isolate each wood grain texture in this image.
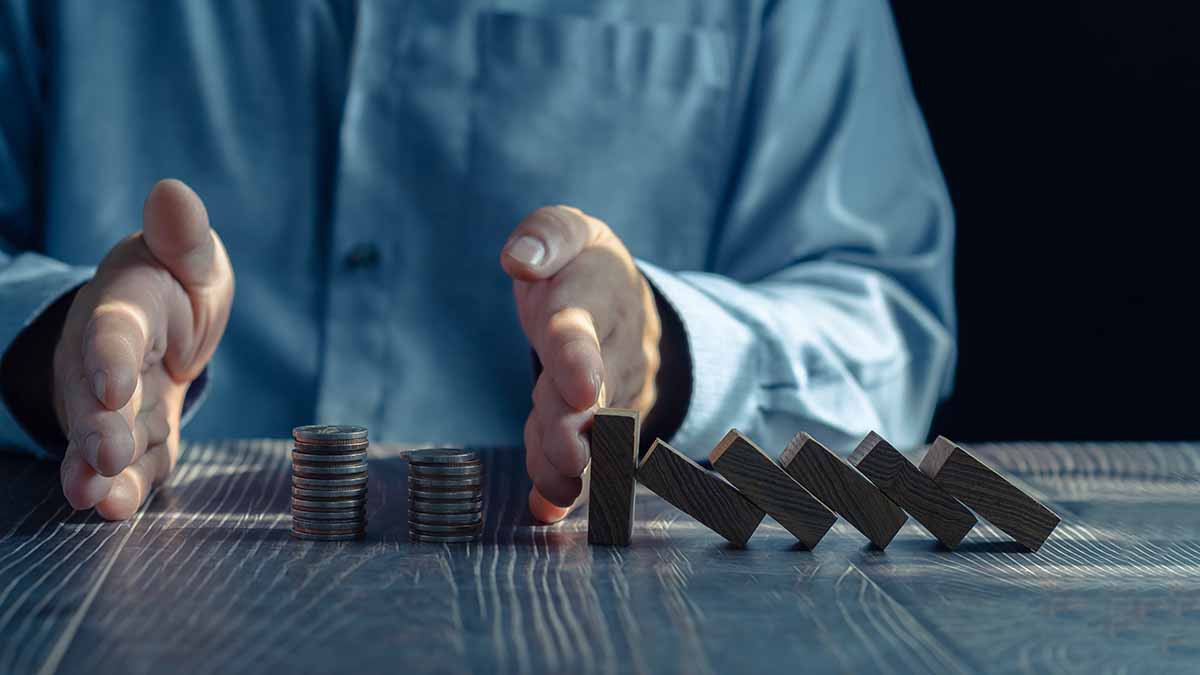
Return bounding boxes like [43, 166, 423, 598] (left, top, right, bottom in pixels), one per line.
[637, 439, 764, 547]
[849, 432, 976, 549]
[587, 408, 639, 546]
[2, 440, 1198, 674]
[708, 429, 836, 549]
[779, 433, 908, 549]
[919, 436, 1061, 551]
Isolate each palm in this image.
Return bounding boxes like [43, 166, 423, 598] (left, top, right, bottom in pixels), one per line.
[54, 180, 233, 520]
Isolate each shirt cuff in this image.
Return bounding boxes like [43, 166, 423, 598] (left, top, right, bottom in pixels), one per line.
[636, 259, 763, 458]
[0, 255, 95, 459]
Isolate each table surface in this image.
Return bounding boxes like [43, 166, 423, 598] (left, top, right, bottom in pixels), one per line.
[1, 439, 1198, 675]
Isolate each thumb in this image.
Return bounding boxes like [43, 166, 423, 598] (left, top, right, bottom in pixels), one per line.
[141, 179, 218, 288]
[500, 206, 608, 282]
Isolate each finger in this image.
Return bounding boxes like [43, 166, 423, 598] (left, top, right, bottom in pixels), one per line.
[134, 404, 172, 464]
[142, 179, 234, 381]
[141, 179, 217, 288]
[532, 374, 592, 478]
[60, 443, 114, 510]
[94, 442, 170, 521]
[525, 415, 582, 508]
[61, 368, 137, 476]
[528, 487, 572, 524]
[501, 206, 607, 281]
[81, 302, 149, 411]
[539, 307, 605, 411]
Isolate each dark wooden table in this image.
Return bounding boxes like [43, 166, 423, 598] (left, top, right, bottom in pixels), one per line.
[1, 440, 1198, 674]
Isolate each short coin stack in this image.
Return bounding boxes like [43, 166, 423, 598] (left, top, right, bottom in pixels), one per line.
[291, 425, 369, 541]
[408, 449, 484, 543]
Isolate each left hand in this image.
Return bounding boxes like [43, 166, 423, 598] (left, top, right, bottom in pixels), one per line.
[501, 206, 661, 523]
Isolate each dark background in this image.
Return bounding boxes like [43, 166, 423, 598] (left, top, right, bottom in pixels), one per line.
[889, 2, 1200, 442]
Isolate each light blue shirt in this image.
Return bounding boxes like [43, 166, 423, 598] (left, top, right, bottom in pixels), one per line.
[0, 0, 955, 459]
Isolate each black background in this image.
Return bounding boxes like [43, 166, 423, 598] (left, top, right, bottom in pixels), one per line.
[889, 2, 1200, 442]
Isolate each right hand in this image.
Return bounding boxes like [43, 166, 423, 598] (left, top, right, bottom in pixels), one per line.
[54, 179, 234, 520]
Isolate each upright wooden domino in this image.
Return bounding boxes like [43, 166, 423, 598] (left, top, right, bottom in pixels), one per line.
[587, 409, 640, 546]
[919, 436, 1060, 552]
[779, 433, 908, 549]
[637, 439, 764, 547]
[709, 430, 836, 549]
[849, 431, 976, 549]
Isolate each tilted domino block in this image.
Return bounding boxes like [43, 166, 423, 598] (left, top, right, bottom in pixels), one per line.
[637, 439, 764, 547]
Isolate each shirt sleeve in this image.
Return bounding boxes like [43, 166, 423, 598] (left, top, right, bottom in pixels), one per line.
[638, 0, 955, 456]
[0, 1, 91, 457]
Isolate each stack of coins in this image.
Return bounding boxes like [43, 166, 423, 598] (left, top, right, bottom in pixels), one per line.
[291, 425, 369, 541]
[408, 449, 484, 543]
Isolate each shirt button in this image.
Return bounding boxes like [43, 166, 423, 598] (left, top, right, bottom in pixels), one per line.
[344, 242, 381, 270]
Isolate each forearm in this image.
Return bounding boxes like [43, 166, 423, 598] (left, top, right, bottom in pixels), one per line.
[638, 259, 955, 457]
[0, 254, 94, 457]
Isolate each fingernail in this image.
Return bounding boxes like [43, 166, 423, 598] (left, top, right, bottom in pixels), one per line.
[84, 432, 102, 463]
[507, 236, 546, 267]
[92, 371, 107, 401]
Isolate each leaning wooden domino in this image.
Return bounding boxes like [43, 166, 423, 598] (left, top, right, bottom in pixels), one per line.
[587, 408, 639, 546]
[850, 431, 976, 549]
[919, 436, 1060, 552]
[709, 429, 836, 549]
[779, 433, 908, 549]
[637, 439, 764, 547]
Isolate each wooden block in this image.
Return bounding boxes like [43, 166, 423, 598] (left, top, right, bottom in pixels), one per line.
[849, 431, 976, 549]
[708, 429, 836, 549]
[919, 436, 1060, 552]
[587, 408, 639, 546]
[779, 433, 908, 549]
[637, 439, 764, 547]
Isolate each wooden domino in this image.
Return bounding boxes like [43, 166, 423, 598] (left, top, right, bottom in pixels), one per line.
[779, 433, 907, 549]
[637, 439, 764, 547]
[709, 429, 836, 549]
[849, 431, 976, 549]
[587, 409, 640, 546]
[919, 436, 1060, 552]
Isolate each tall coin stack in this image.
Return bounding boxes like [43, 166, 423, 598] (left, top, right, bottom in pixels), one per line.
[408, 449, 484, 543]
[291, 425, 369, 541]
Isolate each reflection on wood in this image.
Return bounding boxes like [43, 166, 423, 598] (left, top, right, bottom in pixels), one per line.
[0, 439, 1197, 674]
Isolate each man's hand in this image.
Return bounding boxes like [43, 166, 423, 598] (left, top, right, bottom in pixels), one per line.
[501, 206, 661, 523]
[55, 179, 233, 520]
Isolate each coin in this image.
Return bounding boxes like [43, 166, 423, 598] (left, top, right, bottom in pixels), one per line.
[409, 463, 483, 477]
[292, 449, 368, 464]
[408, 448, 479, 465]
[292, 461, 369, 476]
[292, 517, 367, 532]
[409, 488, 482, 501]
[293, 485, 369, 499]
[293, 475, 369, 489]
[292, 496, 367, 511]
[409, 511, 482, 525]
[409, 522, 484, 535]
[292, 507, 367, 520]
[409, 532, 482, 543]
[292, 529, 365, 541]
[408, 475, 482, 489]
[294, 439, 369, 454]
[409, 499, 483, 514]
[293, 425, 369, 443]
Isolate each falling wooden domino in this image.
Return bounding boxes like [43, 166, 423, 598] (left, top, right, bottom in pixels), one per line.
[919, 436, 1060, 552]
[849, 431, 976, 549]
[587, 409, 639, 546]
[637, 439, 764, 547]
[709, 429, 836, 549]
[779, 433, 908, 549]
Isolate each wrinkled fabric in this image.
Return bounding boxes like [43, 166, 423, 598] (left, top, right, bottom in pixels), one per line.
[0, 0, 954, 459]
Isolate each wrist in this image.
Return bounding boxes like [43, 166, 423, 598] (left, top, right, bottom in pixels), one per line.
[0, 285, 81, 455]
[639, 275, 691, 456]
